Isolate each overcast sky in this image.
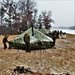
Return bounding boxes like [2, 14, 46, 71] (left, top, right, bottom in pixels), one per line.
[36, 0, 74, 27]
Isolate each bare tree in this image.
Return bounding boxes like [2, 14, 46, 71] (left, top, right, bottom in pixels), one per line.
[38, 14, 42, 29]
[0, 6, 6, 25]
[0, 0, 16, 26]
[18, 0, 36, 31]
[0, 0, 22, 33]
[39, 10, 54, 30]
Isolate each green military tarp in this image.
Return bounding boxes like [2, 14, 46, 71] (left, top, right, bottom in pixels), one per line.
[9, 28, 53, 50]
[39, 28, 49, 34]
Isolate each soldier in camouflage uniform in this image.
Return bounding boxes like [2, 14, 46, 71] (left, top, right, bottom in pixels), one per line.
[24, 32, 30, 52]
[51, 31, 57, 47]
[3, 35, 9, 49]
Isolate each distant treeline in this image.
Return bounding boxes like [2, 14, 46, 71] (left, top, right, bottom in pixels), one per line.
[69, 26, 75, 30]
[52, 26, 75, 30]
[52, 26, 69, 29]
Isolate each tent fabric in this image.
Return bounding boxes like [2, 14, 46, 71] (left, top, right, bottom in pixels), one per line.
[39, 28, 49, 34]
[9, 28, 53, 50]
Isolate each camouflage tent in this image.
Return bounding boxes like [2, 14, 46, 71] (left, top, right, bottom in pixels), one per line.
[9, 28, 53, 50]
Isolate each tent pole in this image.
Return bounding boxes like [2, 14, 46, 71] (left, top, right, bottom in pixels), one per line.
[31, 20, 34, 36]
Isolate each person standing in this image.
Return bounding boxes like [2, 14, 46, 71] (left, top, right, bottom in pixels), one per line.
[24, 32, 30, 52]
[3, 35, 9, 49]
[51, 31, 57, 48]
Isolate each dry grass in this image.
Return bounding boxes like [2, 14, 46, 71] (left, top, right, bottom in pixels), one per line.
[0, 34, 75, 75]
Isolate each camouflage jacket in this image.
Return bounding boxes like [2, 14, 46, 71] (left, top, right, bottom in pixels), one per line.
[24, 34, 30, 43]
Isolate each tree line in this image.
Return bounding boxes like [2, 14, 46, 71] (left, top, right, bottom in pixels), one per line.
[0, 0, 54, 34]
